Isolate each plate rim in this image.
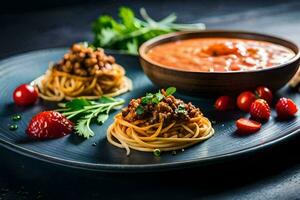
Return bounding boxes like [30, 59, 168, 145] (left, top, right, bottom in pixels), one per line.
[0, 127, 298, 172]
[0, 48, 299, 173]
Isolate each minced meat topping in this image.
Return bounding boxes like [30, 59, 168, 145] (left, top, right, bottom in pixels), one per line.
[53, 43, 116, 77]
[122, 89, 202, 124]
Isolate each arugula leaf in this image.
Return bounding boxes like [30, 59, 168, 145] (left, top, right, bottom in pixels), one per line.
[166, 87, 176, 96]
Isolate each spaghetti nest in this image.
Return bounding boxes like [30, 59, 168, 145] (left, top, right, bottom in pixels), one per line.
[107, 89, 214, 155]
[34, 43, 132, 101]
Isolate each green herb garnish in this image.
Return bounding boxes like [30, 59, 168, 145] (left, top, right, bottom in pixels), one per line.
[153, 149, 161, 157]
[9, 124, 18, 131]
[92, 7, 205, 54]
[137, 87, 177, 115]
[141, 93, 153, 104]
[166, 87, 176, 96]
[58, 97, 124, 138]
[141, 87, 176, 106]
[136, 105, 145, 115]
[175, 104, 187, 114]
[11, 114, 22, 121]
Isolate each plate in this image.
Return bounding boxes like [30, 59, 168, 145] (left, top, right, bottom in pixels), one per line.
[0, 48, 299, 172]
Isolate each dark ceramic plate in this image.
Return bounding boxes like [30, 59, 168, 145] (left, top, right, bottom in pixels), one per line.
[0, 48, 299, 172]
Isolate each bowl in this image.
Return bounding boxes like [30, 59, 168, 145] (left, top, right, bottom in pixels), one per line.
[139, 30, 300, 95]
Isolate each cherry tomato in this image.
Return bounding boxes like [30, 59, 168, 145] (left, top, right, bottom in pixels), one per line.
[13, 84, 38, 106]
[214, 96, 235, 111]
[255, 86, 273, 104]
[237, 91, 256, 112]
[236, 118, 261, 134]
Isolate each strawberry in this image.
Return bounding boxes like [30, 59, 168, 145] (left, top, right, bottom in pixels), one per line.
[26, 111, 73, 139]
[250, 99, 271, 121]
[275, 98, 298, 119]
[236, 118, 262, 134]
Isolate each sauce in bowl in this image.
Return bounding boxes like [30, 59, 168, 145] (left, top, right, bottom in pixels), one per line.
[146, 38, 295, 72]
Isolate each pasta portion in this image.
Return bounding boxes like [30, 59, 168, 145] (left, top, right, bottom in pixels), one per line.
[107, 88, 214, 155]
[33, 43, 131, 101]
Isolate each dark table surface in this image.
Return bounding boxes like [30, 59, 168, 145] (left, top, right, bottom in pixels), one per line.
[1, 0, 300, 199]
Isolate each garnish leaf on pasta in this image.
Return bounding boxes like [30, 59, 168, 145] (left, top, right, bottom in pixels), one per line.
[166, 87, 176, 96]
[58, 97, 124, 138]
[175, 104, 187, 114]
[136, 105, 145, 115]
[137, 87, 177, 115]
[92, 7, 205, 54]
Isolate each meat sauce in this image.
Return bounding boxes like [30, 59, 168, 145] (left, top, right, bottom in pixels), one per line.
[146, 38, 295, 72]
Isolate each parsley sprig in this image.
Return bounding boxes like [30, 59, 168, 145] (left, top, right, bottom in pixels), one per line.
[57, 96, 124, 138]
[92, 7, 205, 54]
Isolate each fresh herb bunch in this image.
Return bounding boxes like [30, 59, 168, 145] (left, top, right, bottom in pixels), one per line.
[136, 87, 177, 115]
[92, 7, 205, 54]
[58, 96, 124, 138]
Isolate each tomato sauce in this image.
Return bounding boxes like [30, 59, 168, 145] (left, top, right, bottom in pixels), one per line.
[146, 38, 295, 72]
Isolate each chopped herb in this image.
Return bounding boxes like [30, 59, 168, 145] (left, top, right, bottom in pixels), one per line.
[92, 7, 205, 54]
[9, 124, 18, 131]
[153, 149, 161, 157]
[141, 93, 153, 105]
[140, 87, 177, 105]
[151, 96, 160, 104]
[175, 104, 187, 114]
[58, 96, 124, 138]
[155, 91, 164, 101]
[166, 87, 176, 96]
[11, 114, 21, 121]
[136, 105, 144, 115]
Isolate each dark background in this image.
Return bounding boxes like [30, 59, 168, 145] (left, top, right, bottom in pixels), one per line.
[0, 0, 300, 199]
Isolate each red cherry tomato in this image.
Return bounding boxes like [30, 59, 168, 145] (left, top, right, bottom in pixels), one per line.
[237, 91, 256, 112]
[255, 86, 273, 104]
[13, 84, 38, 106]
[236, 118, 261, 134]
[214, 96, 235, 111]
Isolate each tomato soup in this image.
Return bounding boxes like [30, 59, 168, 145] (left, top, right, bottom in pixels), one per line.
[146, 38, 295, 72]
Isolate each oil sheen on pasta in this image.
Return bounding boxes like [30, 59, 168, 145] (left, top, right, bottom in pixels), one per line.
[146, 38, 295, 72]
